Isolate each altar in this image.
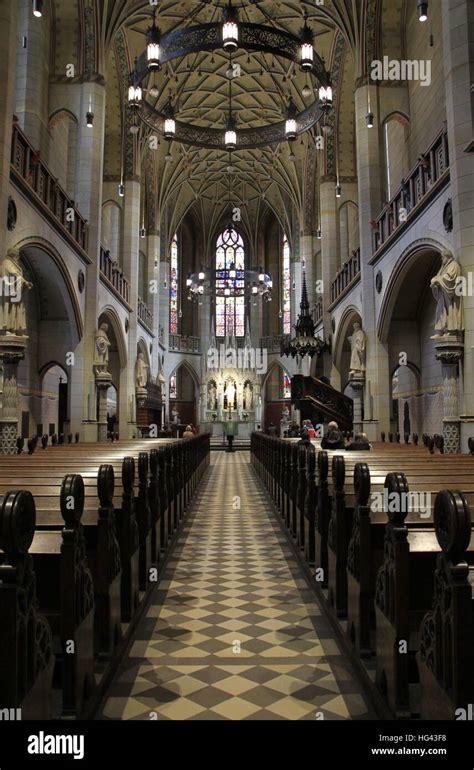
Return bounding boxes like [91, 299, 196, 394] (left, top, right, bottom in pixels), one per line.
[200, 367, 262, 433]
[201, 418, 257, 439]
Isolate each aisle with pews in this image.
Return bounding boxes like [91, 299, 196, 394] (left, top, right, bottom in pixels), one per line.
[99, 452, 375, 721]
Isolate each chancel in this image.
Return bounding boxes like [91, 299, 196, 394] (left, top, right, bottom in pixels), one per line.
[0, 0, 473, 740]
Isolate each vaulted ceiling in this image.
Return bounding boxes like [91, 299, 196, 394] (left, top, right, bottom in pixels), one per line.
[53, 1, 384, 251]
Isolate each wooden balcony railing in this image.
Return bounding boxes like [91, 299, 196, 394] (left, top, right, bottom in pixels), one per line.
[99, 247, 130, 305]
[138, 296, 153, 330]
[372, 126, 449, 254]
[330, 248, 361, 305]
[169, 334, 201, 353]
[10, 122, 88, 252]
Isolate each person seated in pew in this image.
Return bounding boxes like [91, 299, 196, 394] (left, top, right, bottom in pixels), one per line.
[297, 428, 312, 445]
[183, 425, 194, 439]
[321, 421, 344, 450]
[345, 432, 372, 451]
[289, 422, 301, 438]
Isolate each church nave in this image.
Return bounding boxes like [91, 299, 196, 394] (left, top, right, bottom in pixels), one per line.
[100, 452, 373, 722]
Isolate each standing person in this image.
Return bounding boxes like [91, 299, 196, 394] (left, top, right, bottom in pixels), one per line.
[190, 423, 197, 434]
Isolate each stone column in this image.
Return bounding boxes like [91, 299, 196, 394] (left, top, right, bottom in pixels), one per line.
[349, 375, 365, 435]
[0, 0, 18, 260]
[95, 371, 112, 443]
[0, 336, 26, 454]
[355, 83, 390, 439]
[320, 179, 338, 378]
[147, 230, 160, 377]
[14, 0, 50, 152]
[435, 338, 464, 453]
[442, 0, 474, 450]
[120, 178, 140, 439]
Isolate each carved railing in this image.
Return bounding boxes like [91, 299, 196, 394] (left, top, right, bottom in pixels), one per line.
[10, 122, 88, 252]
[99, 247, 130, 305]
[260, 334, 291, 353]
[330, 248, 361, 306]
[169, 334, 201, 353]
[138, 296, 153, 330]
[372, 126, 449, 254]
[314, 295, 323, 324]
[291, 374, 353, 430]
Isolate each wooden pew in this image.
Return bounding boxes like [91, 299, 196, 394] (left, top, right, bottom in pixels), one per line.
[344, 459, 474, 659]
[417, 489, 474, 720]
[0, 490, 55, 719]
[29, 474, 96, 717]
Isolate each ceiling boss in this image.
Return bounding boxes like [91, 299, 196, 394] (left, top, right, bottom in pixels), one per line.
[127, 0, 334, 151]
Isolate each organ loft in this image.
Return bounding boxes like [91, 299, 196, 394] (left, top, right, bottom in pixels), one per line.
[0, 0, 473, 753]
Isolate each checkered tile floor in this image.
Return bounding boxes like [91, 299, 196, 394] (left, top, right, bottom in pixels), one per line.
[100, 452, 374, 720]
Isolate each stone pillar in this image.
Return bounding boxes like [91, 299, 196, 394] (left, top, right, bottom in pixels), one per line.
[0, 0, 18, 260]
[442, 0, 474, 450]
[120, 178, 140, 439]
[349, 376, 365, 435]
[320, 180, 338, 378]
[59, 82, 106, 441]
[96, 371, 112, 443]
[0, 336, 26, 454]
[147, 230, 160, 377]
[14, 0, 50, 152]
[435, 338, 464, 453]
[355, 83, 390, 439]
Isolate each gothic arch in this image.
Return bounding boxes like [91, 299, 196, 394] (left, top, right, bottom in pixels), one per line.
[11, 236, 83, 342]
[333, 305, 363, 371]
[377, 237, 449, 343]
[97, 305, 128, 369]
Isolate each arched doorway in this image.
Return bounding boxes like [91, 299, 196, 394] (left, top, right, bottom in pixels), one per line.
[37, 363, 69, 438]
[168, 363, 199, 434]
[379, 243, 445, 438]
[262, 363, 291, 431]
[11, 241, 82, 440]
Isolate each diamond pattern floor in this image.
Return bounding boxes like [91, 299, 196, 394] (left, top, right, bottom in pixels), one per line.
[100, 452, 375, 720]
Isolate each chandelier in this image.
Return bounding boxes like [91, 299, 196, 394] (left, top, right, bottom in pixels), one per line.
[186, 223, 272, 303]
[127, 3, 333, 151]
[281, 271, 328, 359]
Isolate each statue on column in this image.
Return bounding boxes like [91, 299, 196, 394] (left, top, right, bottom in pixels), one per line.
[0, 248, 33, 337]
[135, 352, 149, 389]
[208, 381, 217, 410]
[430, 250, 464, 338]
[171, 406, 179, 425]
[348, 322, 366, 377]
[243, 381, 253, 410]
[94, 323, 111, 375]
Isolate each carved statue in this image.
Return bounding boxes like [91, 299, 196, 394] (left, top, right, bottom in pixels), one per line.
[171, 406, 179, 424]
[243, 382, 253, 410]
[94, 323, 111, 374]
[430, 250, 464, 337]
[0, 248, 33, 336]
[208, 382, 217, 410]
[348, 322, 366, 377]
[135, 352, 148, 389]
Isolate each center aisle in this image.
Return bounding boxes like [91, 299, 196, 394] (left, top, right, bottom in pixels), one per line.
[100, 452, 375, 721]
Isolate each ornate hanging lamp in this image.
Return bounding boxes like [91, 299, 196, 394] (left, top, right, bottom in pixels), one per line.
[281, 271, 328, 359]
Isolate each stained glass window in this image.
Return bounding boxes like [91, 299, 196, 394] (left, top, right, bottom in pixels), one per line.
[169, 374, 177, 399]
[282, 234, 291, 334]
[215, 227, 245, 337]
[170, 233, 178, 334]
[283, 371, 291, 399]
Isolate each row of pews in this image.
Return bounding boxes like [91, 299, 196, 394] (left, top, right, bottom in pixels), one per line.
[0, 434, 210, 719]
[251, 432, 474, 720]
